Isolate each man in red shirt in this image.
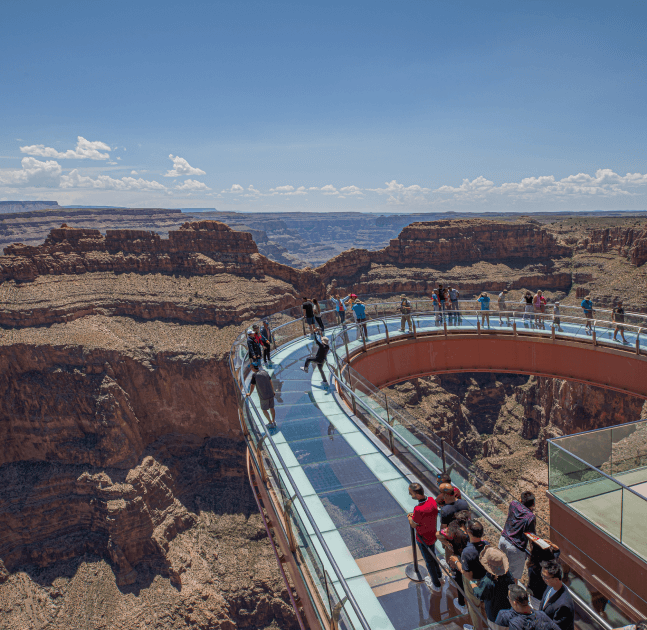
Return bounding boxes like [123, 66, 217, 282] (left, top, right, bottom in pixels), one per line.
[408, 482, 444, 592]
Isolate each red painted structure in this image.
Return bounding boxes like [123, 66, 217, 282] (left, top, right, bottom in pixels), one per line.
[345, 330, 647, 615]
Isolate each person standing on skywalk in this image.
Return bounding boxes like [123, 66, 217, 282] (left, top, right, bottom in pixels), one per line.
[300, 330, 330, 387]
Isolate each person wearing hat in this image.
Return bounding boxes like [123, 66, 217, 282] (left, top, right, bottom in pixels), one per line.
[399, 294, 413, 332]
[247, 328, 262, 365]
[612, 301, 628, 343]
[473, 547, 515, 629]
[581, 295, 594, 333]
[351, 297, 368, 338]
[478, 292, 491, 328]
[498, 289, 510, 325]
[300, 330, 330, 386]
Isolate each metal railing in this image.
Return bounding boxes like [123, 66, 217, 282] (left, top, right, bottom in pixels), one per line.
[229, 336, 371, 630]
[229, 299, 647, 628]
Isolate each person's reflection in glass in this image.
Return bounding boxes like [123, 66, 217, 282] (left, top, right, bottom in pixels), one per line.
[328, 423, 336, 441]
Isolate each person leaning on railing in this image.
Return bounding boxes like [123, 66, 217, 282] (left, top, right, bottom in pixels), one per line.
[581, 295, 594, 333]
[498, 491, 537, 582]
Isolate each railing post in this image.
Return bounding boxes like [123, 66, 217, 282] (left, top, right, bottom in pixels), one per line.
[477, 317, 481, 335]
[405, 526, 428, 582]
[620, 488, 624, 545]
[551, 324, 556, 341]
[412, 317, 417, 339]
[441, 439, 446, 473]
[637, 329, 643, 355]
[512, 321, 517, 336]
[256, 435, 269, 483]
[284, 498, 298, 553]
[302, 317, 306, 336]
[592, 321, 597, 346]
[331, 596, 349, 630]
[385, 322, 390, 344]
[361, 332, 367, 352]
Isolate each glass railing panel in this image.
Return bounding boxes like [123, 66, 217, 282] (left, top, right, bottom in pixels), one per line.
[621, 487, 647, 559]
[553, 429, 611, 472]
[612, 421, 647, 476]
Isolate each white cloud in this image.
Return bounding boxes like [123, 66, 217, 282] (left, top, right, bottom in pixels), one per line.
[222, 184, 244, 193]
[20, 136, 112, 160]
[131, 170, 138, 175]
[60, 169, 167, 191]
[368, 180, 430, 205]
[433, 169, 647, 202]
[320, 184, 338, 195]
[270, 185, 295, 192]
[340, 185, 363, 196]
[175, 179, 211, 191]
[164, 154, 206, 177]
[0, 157, 62, 187]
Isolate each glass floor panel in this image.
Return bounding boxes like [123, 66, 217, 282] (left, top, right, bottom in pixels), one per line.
[279, 416, 339, 441]
[272, 403, 336, 422]
[338, 514, 411, 560]
[290, 435, 358, 465]
[301, 456, 378, 493]
[319, 482, 406, 528]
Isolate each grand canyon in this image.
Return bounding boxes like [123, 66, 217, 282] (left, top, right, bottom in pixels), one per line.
[1, 208, 646, 629]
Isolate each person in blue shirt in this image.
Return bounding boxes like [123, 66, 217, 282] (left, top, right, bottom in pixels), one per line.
[351, 298, 368, 338]
[330, 293, 350, 325]
[478, 292, 491, 328]
[581, 295, 594, 333]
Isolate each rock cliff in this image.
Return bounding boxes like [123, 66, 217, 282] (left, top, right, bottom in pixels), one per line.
[317, 219, 573, 296]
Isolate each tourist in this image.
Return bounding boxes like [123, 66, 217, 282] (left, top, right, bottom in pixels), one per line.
[613, 301, 628, 343]
[302, 297, 316, 337]
[527, 537, 560, 601]
[498, 491, 536, 581]
[399, 294, 413, 332]
[438, 283, 447, 319]
[351, 298, 368, 338]
[523, 291, 534, 324]
[473, 547, 515, 630]
[247, 328, 262, 365]
[300, 331, 330, 386]
[438, 516, 470, 616]
[552, 302, 562, 331]
[432, 289, 442, 325]
[539, 560, 574, 630]
[312, 298, 325, 331]
[261, 320, 273, 366]
[498, 289, 510, 325]
[331, 293, 350, 325]
[450, 286, 461, 323]
[440, 483, 471, 526]
[581, 295, 594, 333]
[407, 482, 444, 593]
[456, 520, 490, 630]
[478, 292, 491, 328]
[247, 362, 276, 426]
[534, 291, 546, 327]
[435, 472, 463, 507]
[495, 585, 559, 630]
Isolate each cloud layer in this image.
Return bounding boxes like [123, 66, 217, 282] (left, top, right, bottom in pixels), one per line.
[165, 155, 206, 177]
[20, 136, 112, 160]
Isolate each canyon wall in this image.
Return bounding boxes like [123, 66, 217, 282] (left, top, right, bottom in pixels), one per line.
[582, 225, 647, 267]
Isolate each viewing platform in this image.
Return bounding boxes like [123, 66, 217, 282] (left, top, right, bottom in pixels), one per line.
[230, 301, 647, 630]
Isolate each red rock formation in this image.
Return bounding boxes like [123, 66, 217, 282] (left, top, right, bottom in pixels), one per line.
[0, 222, 323, 298]
[317, 219, 573, 294]
[583, 224, 647, 266]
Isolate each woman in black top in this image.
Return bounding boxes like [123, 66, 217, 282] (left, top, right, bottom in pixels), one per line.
[613, 301, 627, 343]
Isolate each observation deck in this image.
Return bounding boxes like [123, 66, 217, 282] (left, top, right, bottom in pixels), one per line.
[229, 300, 647, 630]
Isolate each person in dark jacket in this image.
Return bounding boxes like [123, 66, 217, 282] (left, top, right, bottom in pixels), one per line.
[261, 320, 273, 366]
[300, 332, 330, 385]
[496, 585, 559, 630]
[527, 537, 560, 600]
[247, 328, 262, 364]
[540, 561, 574, 630]
[499, 491, 536, 580]
[473, 547, 515, 627]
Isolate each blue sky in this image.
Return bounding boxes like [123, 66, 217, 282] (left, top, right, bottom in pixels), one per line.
[1, 0, 646, 212]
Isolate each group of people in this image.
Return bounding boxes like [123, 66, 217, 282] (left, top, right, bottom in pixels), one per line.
[408, 480, 575, 630]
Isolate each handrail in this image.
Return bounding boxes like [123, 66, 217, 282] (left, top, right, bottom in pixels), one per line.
[230, 354, 371, 630]
[327, 364, 615, 630]
[548, 439, 647, 503]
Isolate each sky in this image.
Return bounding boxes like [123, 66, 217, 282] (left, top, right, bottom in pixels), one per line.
[1, 0, 646, 213]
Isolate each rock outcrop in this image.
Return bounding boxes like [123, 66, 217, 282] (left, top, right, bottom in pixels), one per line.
[317, 219, 573, 295]
[582, 224, 647, 266]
